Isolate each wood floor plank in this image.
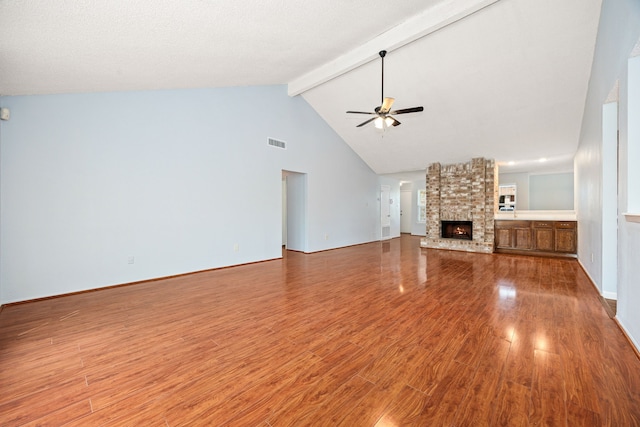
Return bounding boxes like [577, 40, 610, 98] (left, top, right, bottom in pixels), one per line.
[453, 363, 502, 426]
[453, 322, 492, 368]
[411, 360, 476, 425]
[567, 401, 602, 426]
[477, 334, 511, 373]
[492, 380, 531, 427]
[335, 382, 405, 426]
[0, 236, 639, 426]
[503, 317, 536, 388]
[217, 351, 326, 426]
[294, 374, 375, 426]
[405, 346, 454, 395]
[373, 384, 431, 426]
[530, 349, 566, 427]
[266, 342, 375, 426]
[21, 400, 92, 427]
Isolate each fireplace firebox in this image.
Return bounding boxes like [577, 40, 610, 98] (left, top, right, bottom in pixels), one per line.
[441, 221, 472, 240]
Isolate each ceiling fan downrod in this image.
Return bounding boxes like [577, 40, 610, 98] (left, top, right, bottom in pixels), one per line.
[379, 50, 386, 106]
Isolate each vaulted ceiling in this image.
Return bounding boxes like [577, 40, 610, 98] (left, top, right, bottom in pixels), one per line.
[0, 0, 602, 177]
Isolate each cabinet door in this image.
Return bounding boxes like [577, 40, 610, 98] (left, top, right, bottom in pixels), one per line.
[534, 228, 554, 251]
[514, 227, 532, 249]
[496, 228, 513, 248]
[555, 228, 577, 253]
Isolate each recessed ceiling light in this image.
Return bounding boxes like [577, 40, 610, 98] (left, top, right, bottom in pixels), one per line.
[508, 161, 515, 166]
[539, 158, 547, 162]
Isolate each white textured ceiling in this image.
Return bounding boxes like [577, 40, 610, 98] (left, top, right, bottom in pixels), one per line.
[0, 0, 436, 94]
[0, 0, 602, 177]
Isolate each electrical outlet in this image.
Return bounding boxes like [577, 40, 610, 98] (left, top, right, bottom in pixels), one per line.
[127, 256, 135, 264]
[591, 253, 594, 262]
[234, 243, 239, 252]
[324, 233, 329, 240]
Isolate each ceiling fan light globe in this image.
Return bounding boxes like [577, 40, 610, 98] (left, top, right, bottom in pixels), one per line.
[384, 117, 394, 127]
[374, 117, 384, 129]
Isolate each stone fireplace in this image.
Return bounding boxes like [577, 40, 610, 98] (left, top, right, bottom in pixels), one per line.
[420, 157, 497, 253]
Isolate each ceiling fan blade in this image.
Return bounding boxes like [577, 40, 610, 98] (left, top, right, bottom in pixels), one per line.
[356, 117, 377, 127]
[379, 97, 395, 114]
[346, 110, 376, 115]
[390, 117, 401, 127]
[389, 106, 424, 115]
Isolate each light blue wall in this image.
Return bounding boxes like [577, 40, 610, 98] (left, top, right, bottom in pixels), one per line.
[0, 85, 381, 303]
[576, 0, 640, 350]
[529, 173, 574, 210]
[499, 171, 574, 210]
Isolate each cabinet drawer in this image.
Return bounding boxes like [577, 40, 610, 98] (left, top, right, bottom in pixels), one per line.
[555, 221, 576, 229]
[495, 220, 531, 228]
[533, 221, 553, 228]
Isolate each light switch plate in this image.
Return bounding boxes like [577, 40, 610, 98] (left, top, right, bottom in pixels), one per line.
[0, 108, 9, 121]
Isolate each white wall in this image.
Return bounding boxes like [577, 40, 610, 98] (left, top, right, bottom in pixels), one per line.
[0, 85, 381, 304]
[575, 0, 640, 349]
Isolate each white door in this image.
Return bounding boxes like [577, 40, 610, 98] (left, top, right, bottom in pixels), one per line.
[400, 190, 412, 233]
[381, 185, 391, 240]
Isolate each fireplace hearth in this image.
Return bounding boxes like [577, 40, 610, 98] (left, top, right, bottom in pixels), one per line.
[441, 221, 473, 240]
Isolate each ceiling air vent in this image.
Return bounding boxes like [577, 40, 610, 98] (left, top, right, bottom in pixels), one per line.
[268, 137, 286, 149]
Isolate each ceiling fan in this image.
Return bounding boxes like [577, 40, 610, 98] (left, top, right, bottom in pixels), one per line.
[347, 50, 423, 129]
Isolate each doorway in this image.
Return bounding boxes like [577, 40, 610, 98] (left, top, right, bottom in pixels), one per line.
[282, 170, 307, 252]
[381, 185, 391, 240]
[400, 189, 412, 233]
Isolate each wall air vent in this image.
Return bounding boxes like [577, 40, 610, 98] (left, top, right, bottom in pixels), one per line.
[268, 137, 286, 149]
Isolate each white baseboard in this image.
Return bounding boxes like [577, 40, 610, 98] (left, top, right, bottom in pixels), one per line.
[577, 258, 602, 294]
[615, 317, 640, 356]
[577, 259, 618, 300]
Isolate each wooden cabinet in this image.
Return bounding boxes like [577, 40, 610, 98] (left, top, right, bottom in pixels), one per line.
[533, 221, 554, 251]
[555, 221, 577, 253]
[496, 227, 513, 249]
[494, 221, 532, 250]
[514, 226, 532, 249]
[495, 220, 577, 257]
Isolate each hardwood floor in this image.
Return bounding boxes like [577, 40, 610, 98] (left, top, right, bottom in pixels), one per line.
[1, 235, 639, 426]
